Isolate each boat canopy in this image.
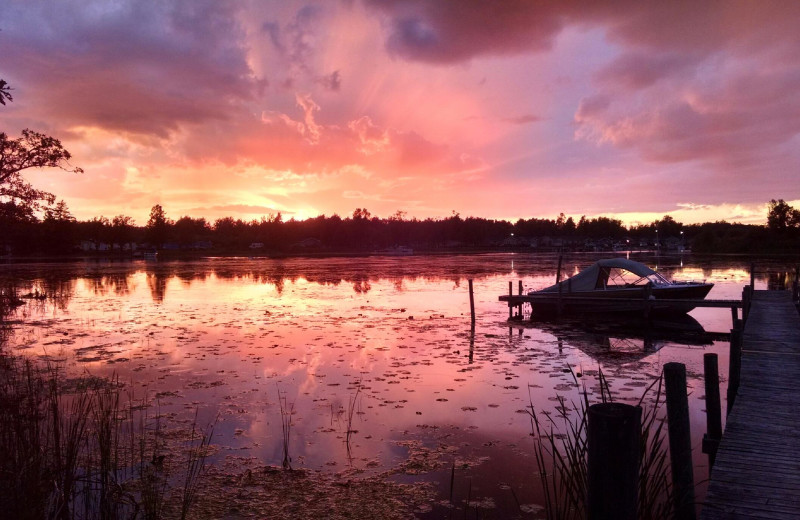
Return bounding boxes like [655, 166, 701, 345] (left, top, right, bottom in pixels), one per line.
[536, 259, 667, 293]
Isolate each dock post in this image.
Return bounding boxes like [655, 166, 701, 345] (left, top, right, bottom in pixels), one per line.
[742, 286, 752, 323]
[468, 279, 475, 325]
[587, 403, 641, 520]
[508, 281, 513, 319]
[665, 362, 696, 520]
[555, 255, 563, 284]
[557, 279, 563, 316]
[750, 261, 755, 290]
[727, 326, 743, 416]
[518, 280, 524, 318]
[702, 353, 723, 468]
[643, 282, 653, 319]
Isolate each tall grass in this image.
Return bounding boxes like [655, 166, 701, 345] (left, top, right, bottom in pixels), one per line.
[345, 383, 361, 459]
[277, 385, 294, 470]
[0, 349, 214, 519]
[527, 367, 673, 520]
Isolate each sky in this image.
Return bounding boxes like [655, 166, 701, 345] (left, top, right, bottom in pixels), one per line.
[2, 0, 799, 226]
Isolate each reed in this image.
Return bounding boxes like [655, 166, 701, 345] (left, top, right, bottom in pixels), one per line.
[345, 383, 361, 458]
[277, 385, 294, 470]
[527, 367, 673, 520]
[179, 410, 216, 520]
[0, 347, 214, 519]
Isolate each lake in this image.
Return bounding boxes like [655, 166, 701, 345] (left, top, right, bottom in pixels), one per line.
[1, 252, 792, 518]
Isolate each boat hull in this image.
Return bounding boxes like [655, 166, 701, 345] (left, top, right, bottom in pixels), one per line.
[528, 283, 714, 315]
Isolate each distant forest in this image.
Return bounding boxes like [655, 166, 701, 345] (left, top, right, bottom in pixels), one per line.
[3, 77, 800, 257]
[2, 200, 799, 257]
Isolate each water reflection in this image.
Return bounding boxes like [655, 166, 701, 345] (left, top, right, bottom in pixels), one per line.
[526, 315, 723, 364]
[2, 253, 792, 308]
[1, 253, 797, 518]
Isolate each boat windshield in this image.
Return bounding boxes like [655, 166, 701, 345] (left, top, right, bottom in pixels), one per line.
[596, 267, 671, 289]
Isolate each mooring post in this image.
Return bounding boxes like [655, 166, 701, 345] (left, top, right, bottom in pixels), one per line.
[727, 326, 743, 416]
[665, 362, 696, 520]
[518, 280, 524, 318]
[468, 279, 476, 325]
[643, 282, 653, 319]
[555, 255, 563, 284]
[742, 286, 752, 323]
[468, 322, 475, 364]
[587, 402, 641, 520]
[702, 353, 723, 468]
[508, 281, 513, 319]
[749, 261, 755, 290]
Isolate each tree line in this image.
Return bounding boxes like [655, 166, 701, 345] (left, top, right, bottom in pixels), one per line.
[2, 201, 799, 256]
[2, 77, 799, 256]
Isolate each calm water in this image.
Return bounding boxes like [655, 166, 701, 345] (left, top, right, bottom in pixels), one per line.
[1, 253, 793, 517]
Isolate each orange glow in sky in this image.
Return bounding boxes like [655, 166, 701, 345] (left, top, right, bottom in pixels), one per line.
[2, 1, 800, 225]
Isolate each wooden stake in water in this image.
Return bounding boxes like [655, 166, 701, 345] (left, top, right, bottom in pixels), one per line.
[508, 281, 513, 319]
[587, 402, 641, 520]
[468, 279, 475, 324]
[665, 362, 696, 520]
[555, 255, 563, 284]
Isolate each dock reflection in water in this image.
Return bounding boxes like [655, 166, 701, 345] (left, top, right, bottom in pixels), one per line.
[521, 314, 729, 364]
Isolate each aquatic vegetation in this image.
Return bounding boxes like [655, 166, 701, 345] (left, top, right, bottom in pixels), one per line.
[527, 367, 673, 520]
[0, 349, 215, 519]
[1, 254, 763, 517]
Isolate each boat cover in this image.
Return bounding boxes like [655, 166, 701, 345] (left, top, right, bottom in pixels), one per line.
[537, 258, 658, 293]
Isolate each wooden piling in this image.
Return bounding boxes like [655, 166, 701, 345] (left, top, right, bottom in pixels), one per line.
[508, 281, 513, 319]
[727, 327, 742, 416]
[702, 353, 723, 468]
[643, 282, 653, 318]
[468, 279, 476, 325]
[749, 261, 755, 289]
[587, 402, 641, 520]
[468, 323, 475, 364]
[742, 286, 752, 323]
[555, 255, 563, 284]
[665, 362, 696, 520]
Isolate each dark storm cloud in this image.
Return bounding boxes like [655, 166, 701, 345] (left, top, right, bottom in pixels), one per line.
[2, 0, 259, 136]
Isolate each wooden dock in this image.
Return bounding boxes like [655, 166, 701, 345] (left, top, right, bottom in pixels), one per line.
[701, 291, 800, 519]
[499, 293, 742, 320]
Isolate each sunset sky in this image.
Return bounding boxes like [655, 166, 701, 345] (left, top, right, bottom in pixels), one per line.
[2, 1, 799, 226]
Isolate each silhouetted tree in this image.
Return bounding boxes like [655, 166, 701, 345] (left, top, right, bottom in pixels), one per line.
[146, 204, 172, 248]
[111, 215, 136, 249]
[0, 130, 83, 213]
[653, 215, 682, 236]
[41, 200, 77, 252]
[0, 79, 12, 105]
[174, 216, 210, 246]
[767, 199, 800, 231]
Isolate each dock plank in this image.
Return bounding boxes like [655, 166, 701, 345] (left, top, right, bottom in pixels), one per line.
[700, 290, 800, 520]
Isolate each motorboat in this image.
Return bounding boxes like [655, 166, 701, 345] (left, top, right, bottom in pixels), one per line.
[528, 258, 713, 315]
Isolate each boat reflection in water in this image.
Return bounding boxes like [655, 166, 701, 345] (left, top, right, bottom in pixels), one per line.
[516, 314, 725, 364]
